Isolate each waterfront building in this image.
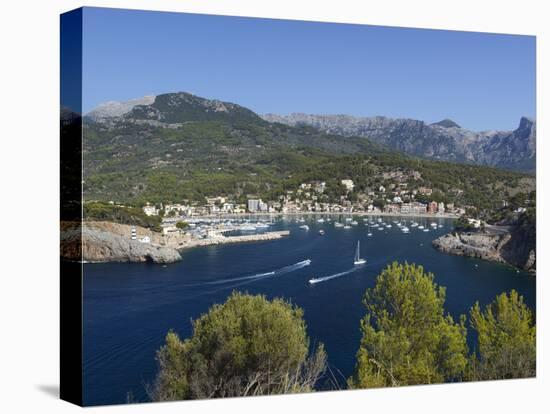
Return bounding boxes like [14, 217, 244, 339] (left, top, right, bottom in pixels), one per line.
[428, 201, 438, 214]
[247, 199, 261, 212]
[208, 204, 221, 214]
[411, 202, 427, 214]
[222, 203, 234, 213]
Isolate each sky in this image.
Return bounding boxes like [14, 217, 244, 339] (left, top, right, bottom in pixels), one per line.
[81, 7, 536, 131]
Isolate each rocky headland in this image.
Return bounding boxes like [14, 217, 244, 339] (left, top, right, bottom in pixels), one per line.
[432, 226, 535, 274]
[61, 221, 290, 264]
[61, 222, 182, 264]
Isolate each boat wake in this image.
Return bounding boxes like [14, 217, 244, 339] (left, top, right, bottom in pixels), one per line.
[196, 259, 312, 286]
[309, 267, 360, 285]
[202, 271, 276, 285]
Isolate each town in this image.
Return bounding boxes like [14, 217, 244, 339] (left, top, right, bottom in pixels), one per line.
[141, 178, 465, 220]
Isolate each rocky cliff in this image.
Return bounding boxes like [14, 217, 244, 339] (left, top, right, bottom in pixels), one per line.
[61, 222, 181, 264]
[432, 229, 535, 273]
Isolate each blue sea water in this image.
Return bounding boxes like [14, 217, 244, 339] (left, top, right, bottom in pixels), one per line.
[83, 216, 535, 406]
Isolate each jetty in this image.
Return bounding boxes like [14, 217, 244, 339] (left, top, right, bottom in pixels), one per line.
[174, 230, 290, 250]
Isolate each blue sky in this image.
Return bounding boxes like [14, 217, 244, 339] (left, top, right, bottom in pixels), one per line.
[82, 7, 535, 131]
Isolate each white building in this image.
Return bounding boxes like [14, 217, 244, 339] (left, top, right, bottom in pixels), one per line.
[234, 205, 246, 214]
[162, 225, 178, 235]
[248, 199, 262, 212]
[164, 204, 186, 216]
[143, 204, 158, 216]
[206, 196, 226, 205]
[341, 179, 355, 191]
[468, 218, 482, 229]
[222, 203, 234, 213]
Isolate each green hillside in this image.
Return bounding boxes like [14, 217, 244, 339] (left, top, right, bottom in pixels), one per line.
[83, 92, 534, 217]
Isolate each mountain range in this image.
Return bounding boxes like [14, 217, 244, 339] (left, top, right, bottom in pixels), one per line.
[87, 95, 536, 173]
[82, 92, 533, 210]
[261, 113, 536, 173]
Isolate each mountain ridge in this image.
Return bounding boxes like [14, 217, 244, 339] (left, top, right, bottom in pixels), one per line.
[82, 92, 533, 214]
[86, 93, 535, 174]
[261, 112, 536, 173]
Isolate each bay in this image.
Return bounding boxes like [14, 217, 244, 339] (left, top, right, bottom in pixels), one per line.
[83, 216, 535, 406]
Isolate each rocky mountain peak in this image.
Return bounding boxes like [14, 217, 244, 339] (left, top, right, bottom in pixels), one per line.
[518, 116, 535, 132]
[122, 92, 262, 124]
[86, 95, 156, 120]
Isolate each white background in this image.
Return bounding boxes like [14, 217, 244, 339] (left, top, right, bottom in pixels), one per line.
[0, 0, 548, 412]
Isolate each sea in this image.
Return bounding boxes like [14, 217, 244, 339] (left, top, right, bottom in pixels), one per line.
[82, 215, 535, 405]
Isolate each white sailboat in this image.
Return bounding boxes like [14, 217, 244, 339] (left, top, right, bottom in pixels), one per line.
[354, 240, 367, 265]
[367, 224, 373, 237]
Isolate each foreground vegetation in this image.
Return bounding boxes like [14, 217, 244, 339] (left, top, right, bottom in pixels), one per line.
[150, 292, 327, 401]
[150, 262, 535, 401]
[349, 263, 535, 388]
[349, 262, 468, 388]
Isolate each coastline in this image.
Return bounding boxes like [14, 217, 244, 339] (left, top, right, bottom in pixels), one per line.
[167, 211, 460, 221]
[68, 221, 291, 264]
[433, 229, 536, 275]
[71, 211, 456, 265]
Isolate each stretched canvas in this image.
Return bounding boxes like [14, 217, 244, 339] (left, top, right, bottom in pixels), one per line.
[60, 7, 536, 406]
